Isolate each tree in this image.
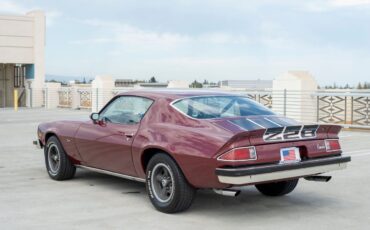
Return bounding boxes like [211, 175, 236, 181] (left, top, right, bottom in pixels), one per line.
[203, 79, 209, 85]
[190, 80, 203, 88]
[357, 82, 363, 89]
[149, 76, 157, 83]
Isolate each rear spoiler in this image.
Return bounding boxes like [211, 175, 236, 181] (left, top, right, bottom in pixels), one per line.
[217, 124, 342, 154]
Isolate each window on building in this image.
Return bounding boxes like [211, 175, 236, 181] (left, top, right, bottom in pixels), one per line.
[14, 65, 25, 88]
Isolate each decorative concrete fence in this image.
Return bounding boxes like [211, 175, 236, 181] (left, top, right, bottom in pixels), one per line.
[315, 91, 370, 128]
[42, 83, 93, 110]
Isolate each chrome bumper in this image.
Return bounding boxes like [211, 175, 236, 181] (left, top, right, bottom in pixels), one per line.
[33, 140, 42, 149]
[216, 156, 351, 185]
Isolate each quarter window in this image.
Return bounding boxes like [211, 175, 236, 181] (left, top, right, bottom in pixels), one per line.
[100, 96, 153, 124]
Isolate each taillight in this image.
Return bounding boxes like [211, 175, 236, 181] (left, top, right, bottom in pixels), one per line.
[325, 139, 341, 152]
[217, 147, 257, 161]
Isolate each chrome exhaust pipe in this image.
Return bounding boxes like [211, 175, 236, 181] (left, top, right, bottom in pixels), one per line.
[304, 175, 332, 182]
[213, 188, 241, 197]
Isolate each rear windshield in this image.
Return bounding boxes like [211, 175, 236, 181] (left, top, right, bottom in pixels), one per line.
[172, 96, 275, 119]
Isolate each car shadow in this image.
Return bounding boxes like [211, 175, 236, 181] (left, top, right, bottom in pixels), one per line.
[74, 169, 147, 194]
[190, 187, 341, 217]
[74, 169, 341, 216]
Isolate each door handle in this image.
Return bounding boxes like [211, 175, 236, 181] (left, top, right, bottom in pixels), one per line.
[117, 131, 134, 139]
[125, 133, 134, 138]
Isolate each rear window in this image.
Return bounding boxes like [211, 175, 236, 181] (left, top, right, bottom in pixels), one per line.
[172, 96, 275, 119]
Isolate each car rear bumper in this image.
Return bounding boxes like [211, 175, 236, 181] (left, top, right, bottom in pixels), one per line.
[215, 155, 351, 185]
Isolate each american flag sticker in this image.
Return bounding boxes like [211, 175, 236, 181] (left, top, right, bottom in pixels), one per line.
[280, 147, 301, 163]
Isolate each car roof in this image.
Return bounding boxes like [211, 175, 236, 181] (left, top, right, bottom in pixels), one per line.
[117, 89, 239, 100]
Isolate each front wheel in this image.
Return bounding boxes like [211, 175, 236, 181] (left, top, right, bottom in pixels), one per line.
[44, 136, 76, 180]
[146, 153, 196, 213]
[255, 179, 299, 196]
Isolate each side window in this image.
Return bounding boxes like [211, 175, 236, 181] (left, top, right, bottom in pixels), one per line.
[100, 96, 153, 125]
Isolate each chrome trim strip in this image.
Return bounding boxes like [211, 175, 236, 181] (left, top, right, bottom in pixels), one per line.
[76, 165, 146, 183]
[246, 118, 265, 128]
[217, 162, 347, 185]
[264, 117, 282, 127]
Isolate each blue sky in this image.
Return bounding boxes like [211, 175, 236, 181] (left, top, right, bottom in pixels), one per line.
[1, 0, 370, 85]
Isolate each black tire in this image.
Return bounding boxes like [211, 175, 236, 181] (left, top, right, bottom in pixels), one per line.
[146, 153, 196, 213]
[255, 179, 299, 196]
[44, 136, 76, 180]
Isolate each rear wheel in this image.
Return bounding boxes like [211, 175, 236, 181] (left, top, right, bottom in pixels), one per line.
[44, 136, 76, 180]
[146, 153, 196, 213]
[255, 179, 299, 196]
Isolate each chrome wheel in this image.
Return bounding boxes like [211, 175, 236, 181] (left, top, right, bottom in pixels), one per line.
[151, 163, 175, 203]
[47, 143, 60, 175]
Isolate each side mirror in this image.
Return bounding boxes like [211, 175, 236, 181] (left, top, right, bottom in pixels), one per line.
[90, 113, 100, 123]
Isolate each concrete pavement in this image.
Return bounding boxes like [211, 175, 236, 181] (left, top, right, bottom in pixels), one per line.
[1, 108, 369, 230]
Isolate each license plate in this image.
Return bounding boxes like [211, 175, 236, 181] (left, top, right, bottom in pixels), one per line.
[280, 147, 301, 164]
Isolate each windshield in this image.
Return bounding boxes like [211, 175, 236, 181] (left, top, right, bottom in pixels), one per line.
[172, 96, 275, 119]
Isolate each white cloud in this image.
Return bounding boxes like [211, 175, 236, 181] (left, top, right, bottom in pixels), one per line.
[302, 0, 370, 12]
[72, 19, 250, 47]
[331, 0, 370, 6]
[45, 10, 62, 27]
[0, 1, 27, 14]
[0, 0, 61, 26]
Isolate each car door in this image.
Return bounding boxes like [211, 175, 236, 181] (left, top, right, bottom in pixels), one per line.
[75, 96, 153, 176]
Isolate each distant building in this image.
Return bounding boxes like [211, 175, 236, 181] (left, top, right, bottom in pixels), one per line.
[220, 80, 272, 90]
[0, 11, 45, 108]
[135, 82, 168, 88]
[202, 82, 219, 88]
[167, 80, 189, 88]
[115, 79, 136, 87]
[115, 78, 172, 88]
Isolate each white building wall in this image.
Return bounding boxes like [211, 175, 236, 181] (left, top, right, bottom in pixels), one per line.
[272, 71, 318, 123]
[27, 11, 46, 107]
[0, 11, 45, 108]
[92, 76, 115, 112]
[0, 15, 34, 63]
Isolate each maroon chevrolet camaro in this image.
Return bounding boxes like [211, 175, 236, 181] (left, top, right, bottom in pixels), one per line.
[35, 90, 351, 213]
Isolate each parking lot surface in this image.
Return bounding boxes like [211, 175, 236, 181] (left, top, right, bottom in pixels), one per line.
[1, 108, 369, 230]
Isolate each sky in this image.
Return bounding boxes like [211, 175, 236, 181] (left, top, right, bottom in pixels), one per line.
[0, 0, 370, 85]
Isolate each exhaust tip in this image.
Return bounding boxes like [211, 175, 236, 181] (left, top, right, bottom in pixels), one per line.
[305, 175, 332, 182]
[213, 189, 241, 197]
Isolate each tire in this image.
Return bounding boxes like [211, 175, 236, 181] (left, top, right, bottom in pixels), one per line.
[255, 179, 299, 196]
[44, 136, 76, 180]
[146, 153, 196, 213]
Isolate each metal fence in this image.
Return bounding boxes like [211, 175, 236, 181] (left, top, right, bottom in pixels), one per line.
[39, 86, 370, 129]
